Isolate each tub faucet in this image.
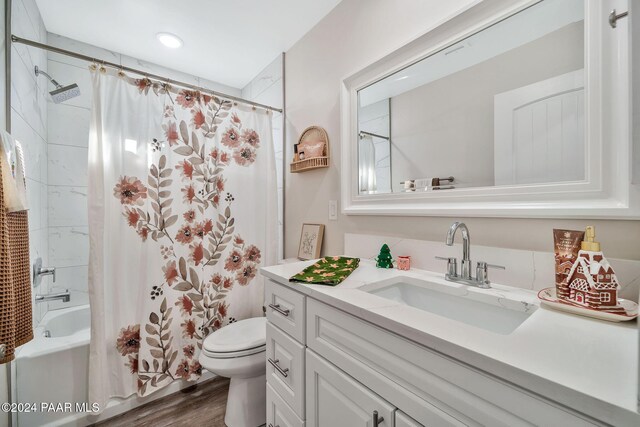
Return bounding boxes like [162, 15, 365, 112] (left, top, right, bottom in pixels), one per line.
[35, 290, 70, 304]
[436, 222, 505, 289]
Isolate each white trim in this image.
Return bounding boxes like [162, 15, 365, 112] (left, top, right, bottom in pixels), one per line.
[340, 0, 638, 218]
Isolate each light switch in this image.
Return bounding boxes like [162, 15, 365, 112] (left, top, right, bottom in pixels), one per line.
[328, 200, 338, 220]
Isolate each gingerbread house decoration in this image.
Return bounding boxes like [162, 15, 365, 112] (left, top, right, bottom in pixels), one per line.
[562, 251, 623, 312]
[554, 256, 576, 299]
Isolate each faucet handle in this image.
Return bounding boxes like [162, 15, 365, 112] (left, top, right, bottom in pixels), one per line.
[435, 256, 457, 277]
[476, 262, 505, 285]
[38, 267, 56, 282]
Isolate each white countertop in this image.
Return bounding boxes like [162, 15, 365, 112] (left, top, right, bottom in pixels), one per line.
[261, 259, 640, 426]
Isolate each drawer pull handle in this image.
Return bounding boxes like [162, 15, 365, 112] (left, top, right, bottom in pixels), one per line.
[268, 358, 289, 378]
[373, 410, 384, 426]
[268, 303, 290, 317]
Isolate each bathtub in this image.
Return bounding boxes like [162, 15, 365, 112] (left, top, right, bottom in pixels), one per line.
[15, 305, 91, 427]
[14, 304, 216, 426]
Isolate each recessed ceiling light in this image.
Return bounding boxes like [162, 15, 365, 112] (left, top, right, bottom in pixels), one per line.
[156, 32, 183, 49]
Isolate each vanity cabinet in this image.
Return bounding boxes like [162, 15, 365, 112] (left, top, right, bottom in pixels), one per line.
[306, 350, 396, 427]
[265, 280, 603, 427]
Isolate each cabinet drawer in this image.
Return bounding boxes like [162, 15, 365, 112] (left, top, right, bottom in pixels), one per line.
[267, 384, 305, 427]
[307, 299, 598, 427]
[306, 349, 395, 427]
[266, 280, 306, 343]
[267, 322, 306, 418]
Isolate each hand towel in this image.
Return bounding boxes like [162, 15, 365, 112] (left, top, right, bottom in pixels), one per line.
[0, 131, 28, 212]
[290, 256, 360, 286]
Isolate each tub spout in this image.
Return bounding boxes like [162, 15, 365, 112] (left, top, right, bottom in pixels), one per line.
[35, 290, 70, 304]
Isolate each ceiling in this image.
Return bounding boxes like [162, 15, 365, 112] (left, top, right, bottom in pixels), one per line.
[35, 0, 342, 89]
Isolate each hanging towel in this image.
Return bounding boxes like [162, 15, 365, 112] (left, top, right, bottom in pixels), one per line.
[290, 256, 360, 286]
[0, 133, 32, 364]
[0, 131, 28, 212]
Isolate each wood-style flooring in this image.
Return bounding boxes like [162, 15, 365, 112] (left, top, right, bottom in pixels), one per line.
[93, 377, 230, 427]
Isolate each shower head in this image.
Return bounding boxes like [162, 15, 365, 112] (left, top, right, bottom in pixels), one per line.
[34, 66, 81, 104]
[49, 84, 81, 104]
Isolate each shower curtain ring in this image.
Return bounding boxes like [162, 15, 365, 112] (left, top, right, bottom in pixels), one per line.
[99, 60, 107, 74]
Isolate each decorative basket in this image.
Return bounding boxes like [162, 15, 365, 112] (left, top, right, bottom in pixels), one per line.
[290, 126, 330, 173]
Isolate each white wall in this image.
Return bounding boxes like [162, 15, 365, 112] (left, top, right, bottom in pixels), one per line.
[4, 1, 48, 424]
[242, 54, 284, 260]
[284, 0, 640, 261]
[10, 0, 48, 324]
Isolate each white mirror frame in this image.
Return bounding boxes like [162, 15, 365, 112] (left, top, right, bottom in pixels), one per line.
[340, 0, 638, 219]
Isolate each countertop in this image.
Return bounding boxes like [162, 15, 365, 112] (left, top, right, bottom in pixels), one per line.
[261, 259, 640, 426]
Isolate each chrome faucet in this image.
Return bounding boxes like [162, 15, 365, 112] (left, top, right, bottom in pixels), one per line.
[35, 290, 71, 304]
[446, 222, 471, 279]
[33, 258, 56, 287]
[436, 222, 505, 289]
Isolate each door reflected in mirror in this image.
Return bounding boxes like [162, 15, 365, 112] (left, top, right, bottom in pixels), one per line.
[357, 0, 585, 195]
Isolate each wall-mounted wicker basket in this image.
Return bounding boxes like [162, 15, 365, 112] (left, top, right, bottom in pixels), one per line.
[290, 126, 330, 173]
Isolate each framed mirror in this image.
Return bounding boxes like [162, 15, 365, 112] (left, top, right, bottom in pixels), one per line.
[340, 0, 638, 218]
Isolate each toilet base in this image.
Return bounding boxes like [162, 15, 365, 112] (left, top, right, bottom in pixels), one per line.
[224, 374, 266, 427]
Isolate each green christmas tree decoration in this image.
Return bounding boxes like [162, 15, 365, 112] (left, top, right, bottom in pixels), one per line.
[375, 244, 394, 269]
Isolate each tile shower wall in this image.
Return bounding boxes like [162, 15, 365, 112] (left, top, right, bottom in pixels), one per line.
[241, 55, 284, 260]
[10, 0, 49, 325]
[44, 34, 243, 311]
[45, 46, 90, 311]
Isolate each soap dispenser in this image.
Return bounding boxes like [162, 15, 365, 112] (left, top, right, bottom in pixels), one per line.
[561, 226, 623, 312]
[581, 226, 600, 252]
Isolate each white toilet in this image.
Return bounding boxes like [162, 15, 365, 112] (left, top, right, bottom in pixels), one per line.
[199, 317, 267, 427]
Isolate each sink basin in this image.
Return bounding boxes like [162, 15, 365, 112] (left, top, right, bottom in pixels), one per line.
[362, 277, 535, 335]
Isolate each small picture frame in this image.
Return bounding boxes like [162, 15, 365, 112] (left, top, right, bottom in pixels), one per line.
[298, 223, 325, 260]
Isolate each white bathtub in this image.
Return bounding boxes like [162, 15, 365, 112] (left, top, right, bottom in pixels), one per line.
[14, 304, 216, 426]
[15, 305, 91, 427]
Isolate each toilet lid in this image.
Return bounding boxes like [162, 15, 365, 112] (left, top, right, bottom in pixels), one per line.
[203, 317, 267, 355]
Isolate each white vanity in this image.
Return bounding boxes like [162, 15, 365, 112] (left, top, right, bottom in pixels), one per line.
[261, 260, 639, 427]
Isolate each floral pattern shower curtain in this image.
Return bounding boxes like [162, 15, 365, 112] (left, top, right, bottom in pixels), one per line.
[87, 68, 277, 407]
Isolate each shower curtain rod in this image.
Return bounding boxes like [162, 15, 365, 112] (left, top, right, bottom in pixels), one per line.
[359, 130, 389, 140]
[11, 35, 284, 113]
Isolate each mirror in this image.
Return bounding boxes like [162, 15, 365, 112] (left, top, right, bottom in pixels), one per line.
[357, 0, 585, 194]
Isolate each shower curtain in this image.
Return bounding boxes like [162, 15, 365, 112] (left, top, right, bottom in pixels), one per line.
[87, 68, 277, 407]
[358, 135, 377, 193]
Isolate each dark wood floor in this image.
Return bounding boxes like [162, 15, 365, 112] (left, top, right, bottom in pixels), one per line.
[93, 377, 230, 427]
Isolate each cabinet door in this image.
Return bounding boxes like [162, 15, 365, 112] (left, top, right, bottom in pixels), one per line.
[306, 349, 395, 427]
[396, 411, 423, 427]
[267, 384, 305, 427]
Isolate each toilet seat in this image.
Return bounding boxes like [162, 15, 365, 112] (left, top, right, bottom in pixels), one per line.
[202, 344, 266, 359]
[202, 317, 267, 359]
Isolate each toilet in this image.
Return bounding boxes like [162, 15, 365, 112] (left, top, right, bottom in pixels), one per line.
[199, 317, 267, 427]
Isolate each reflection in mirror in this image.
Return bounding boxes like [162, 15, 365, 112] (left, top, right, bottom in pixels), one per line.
[357, 0, 585, 195]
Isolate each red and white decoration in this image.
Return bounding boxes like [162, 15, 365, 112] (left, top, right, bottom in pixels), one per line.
[560, 251, 624, 313]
